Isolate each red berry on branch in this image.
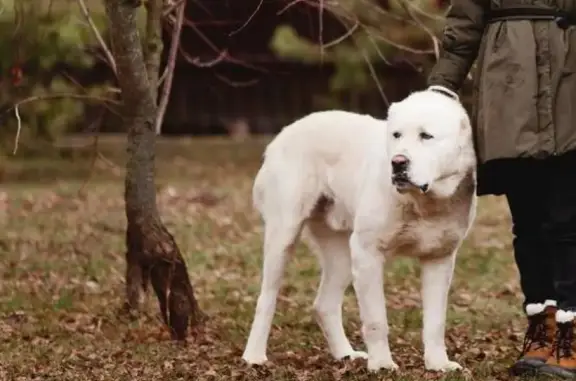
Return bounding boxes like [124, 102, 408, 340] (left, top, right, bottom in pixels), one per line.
[10, 66, 22, 86]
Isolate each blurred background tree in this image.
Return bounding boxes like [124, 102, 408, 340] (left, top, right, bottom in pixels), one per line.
[270, 0, 451, 109]
[0, 0, 143, 157]
[0, 0, 467, 157]
[0, 0, 104, 156]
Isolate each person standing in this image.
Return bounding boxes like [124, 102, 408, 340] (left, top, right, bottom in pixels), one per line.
[426, 0, 576, 378]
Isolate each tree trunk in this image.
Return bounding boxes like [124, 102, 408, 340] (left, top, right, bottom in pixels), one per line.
[144, 0, 162, 104]
[104, 0, 203, 341]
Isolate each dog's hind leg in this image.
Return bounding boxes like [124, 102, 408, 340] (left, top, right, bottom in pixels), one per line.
[242, 219, 302, 365]
[304, 221, 368, 361]
[420, 253, 462, 372]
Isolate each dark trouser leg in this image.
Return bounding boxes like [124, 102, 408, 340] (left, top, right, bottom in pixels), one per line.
[505, 160, 556, 307]
[506, 160, 558, 377]
[537, 152, 576, 379]
[542, 153, 576, 311]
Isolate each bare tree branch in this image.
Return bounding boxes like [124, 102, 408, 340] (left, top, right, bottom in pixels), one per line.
[397, 0, 440, 60]
[12, 106, 21, 155]
[76, 0, 117, 75]
[176, 15, 268, 72]
[229, 0, 263, 36]
[7, 93, 117, 155]
[60, 71, 120, 115]
[77, 113, 106, 197]
[155, 1, 186, 135]
[323, 21, 359, 49]
[362, 26, 436, 55]
[277, 0, 304, 15]
[319, 0, 325, 60]
[163, 0, 185, 17]
[403, 0, 445, 22]
[293, 0, 436, 61]
[366, 34, 392, 65]
[6, 93, 118, 112]
[214, 73, 259, 87]
[177, 47, 227, 68]
[357, 45, 389, 107]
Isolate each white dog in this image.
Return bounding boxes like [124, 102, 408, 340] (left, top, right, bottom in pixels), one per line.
[242, 87, 477, 372]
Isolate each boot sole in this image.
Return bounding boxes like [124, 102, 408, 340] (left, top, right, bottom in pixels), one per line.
[539, 365, 576, 380]
[509, 358, 546, 377]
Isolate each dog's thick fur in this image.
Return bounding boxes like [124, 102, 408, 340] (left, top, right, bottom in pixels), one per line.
[242, 89, 477, 372]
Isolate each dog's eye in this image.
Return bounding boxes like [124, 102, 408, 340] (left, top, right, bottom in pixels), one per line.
[420, 132, 434, 140]
[392, 132, 401, 139]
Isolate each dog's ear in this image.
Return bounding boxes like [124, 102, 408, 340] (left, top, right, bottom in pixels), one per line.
[387, 102, 398, 119]
[460, 113, 472, 132]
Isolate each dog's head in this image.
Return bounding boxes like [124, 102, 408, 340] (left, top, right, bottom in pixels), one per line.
[385, 89, 476, 198]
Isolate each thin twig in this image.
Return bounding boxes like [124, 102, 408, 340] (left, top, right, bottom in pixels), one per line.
[213, 73, 259, 88]
[366, 27, 435, 55]
[76, 0, 117, 75]
[177, 47, 227, 67]
[319, 0, 324, 61]
[403, 0, 446, 22]
[176, 15, 267, 72]
[366, 34, 392, 66]
[310, 0, 435, 57]
[359, 48, 389, 107]
[397, 0, 440, 60]
[277, 0, 303, 15]
[323, 21, 359, 49]
[155, 1, 186, 135]
[158, 66, 169, 87]
[163, 0, 185, 17]
[97, 151, 123, 172]
[229, 0, 263, 36]
[61, 71, 120, 115]
[190, 0, 212, 16]
[5, 94, 118, 113]
[12, 106, 21, 155]
[77, 129, 100, 196]
[12, 1, 23, 39]
[9, 94, 116, 155]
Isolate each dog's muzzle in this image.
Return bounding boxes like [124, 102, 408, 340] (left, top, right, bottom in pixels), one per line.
[391, 154, 409, 176]
[390, 154, 429, 194]
[392, 176, 429, 194]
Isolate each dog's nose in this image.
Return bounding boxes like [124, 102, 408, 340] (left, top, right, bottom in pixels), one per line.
[391, 154, 409, 173]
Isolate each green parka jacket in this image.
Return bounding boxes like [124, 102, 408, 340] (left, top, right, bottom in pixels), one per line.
[428, 0, 576, 179]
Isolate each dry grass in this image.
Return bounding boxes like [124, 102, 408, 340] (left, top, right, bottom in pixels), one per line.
[0, 137, 545, 380]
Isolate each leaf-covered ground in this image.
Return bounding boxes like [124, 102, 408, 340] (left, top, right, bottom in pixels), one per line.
[0, 137, 546, 380]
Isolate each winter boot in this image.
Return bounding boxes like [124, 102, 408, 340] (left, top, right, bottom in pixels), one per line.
[509, 300, 557, 376]
[540, 310, 576, 379]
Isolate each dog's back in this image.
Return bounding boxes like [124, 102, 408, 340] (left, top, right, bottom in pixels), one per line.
[253, 110, 387, 221]
[264, 110, 385, 161]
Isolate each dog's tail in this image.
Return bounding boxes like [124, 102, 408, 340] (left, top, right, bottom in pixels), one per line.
[252, 146, 322, 224]
[252, 160, 268, 215]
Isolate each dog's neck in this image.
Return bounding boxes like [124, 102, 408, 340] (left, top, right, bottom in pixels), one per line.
[430, 169, 475, 200]
[400, 170, 476, 217]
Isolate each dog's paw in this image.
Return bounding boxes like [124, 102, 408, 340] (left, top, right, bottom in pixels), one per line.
[242, 353, 268, 366]
[340, 350, 369, 361]
[425, 360, 463, 372]
[367, 356, 399, 372]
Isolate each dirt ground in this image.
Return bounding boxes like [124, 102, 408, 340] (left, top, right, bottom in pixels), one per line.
[0, 137, 544, 380]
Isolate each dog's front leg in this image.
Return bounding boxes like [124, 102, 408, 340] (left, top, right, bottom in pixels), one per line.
[350, 233, 398, 372]
[420, 253, 462, 372]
